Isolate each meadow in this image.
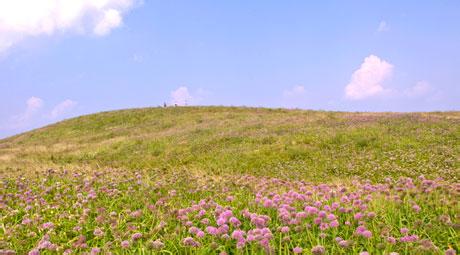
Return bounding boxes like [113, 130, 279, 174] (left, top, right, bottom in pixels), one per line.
[0, 107, 459, 254]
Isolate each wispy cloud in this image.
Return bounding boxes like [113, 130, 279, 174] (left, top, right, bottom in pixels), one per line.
[283, 85, 306, 98]
[377, 21, 390, 32]
[1, 97, 79, 136]
[281, 85, 310, 108]
[345, 55, 393, 100]
[0, 0, 139, 53]
[50, 99, 78, 119]
[7, 96, 44, 129]
[404, 81, 432, 98]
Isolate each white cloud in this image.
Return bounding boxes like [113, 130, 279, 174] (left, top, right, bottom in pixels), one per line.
[283, 85, 305, 98]
[169, 86, 210, 106]
[0, 97, 79, 136]
[26, 96, 44, 111]
[377, 21, 389, 32]
[93, 9, 122, 36]
[9, 96, 44, 129]
[51, 99, 77, 118]
[345, 55, 393, 100]
[404, 81, 432, 97]
[170, 86, 193, 106]
[0, 0, 138, 53]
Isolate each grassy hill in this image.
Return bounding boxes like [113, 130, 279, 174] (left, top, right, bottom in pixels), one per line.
[1, 107, 459, 254]
[1, 106, 458, 181]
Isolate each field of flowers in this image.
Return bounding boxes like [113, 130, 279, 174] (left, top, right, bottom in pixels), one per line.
[1, 168, 458, 254]
[0, 107, 459, 254]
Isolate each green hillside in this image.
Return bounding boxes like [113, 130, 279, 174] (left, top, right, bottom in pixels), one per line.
[1, 106, 458, 181]
[2, 107, 460, 254]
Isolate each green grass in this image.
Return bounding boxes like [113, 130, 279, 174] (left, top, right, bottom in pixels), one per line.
[0, 106, 459, 181]
[0, 106, 459, 254]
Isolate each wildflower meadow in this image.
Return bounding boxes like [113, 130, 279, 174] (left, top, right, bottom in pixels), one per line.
[0, 107, 459, 254]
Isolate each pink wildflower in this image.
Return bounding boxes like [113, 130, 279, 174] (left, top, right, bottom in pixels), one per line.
[400, 235, 419, 242]
[28, 250, 40, 255]
[280, 226, 290, 233]
[313, 217, 322, 225]
[330, 220, 339, 228]
[121, 240, 130, 249]
[206, 226, 218, 235]
[293, 247, 303, 254]
[362, 230, 372, 238]
[231, 229, 245, 240]
[263, 199, 274, 208]
[150, 239, 165, 250]
[319, 223, 329, 231]
[311, 245, 326, 255]
[327, 213, 336, 221]
[42, 222, 54, 229]
[354, 212, 363, 220]
[387, 236, 396, 244]
[130, 210, 142, 218]
[131, 232, 142, 241]
[318, 211, 327, 218]
[189, 226, 199, 234]
[182, 237, 200, 247]
[196, 230, 205, 238]
[22, 218, 32, 225]
[93, 228, 104, 237]
[296, 212, 307, 219]
[216, 217, 227, 226]
[400, 227, 409, 234]
[200, 218, 210, 225]
[338, 240, 350, 248]
[229, 217, 241, 227]
[445, 248, 456, 255]
[236, 240, 246, 249]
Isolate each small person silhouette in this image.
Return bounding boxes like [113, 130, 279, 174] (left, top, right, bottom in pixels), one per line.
[163, 102, 167, 107]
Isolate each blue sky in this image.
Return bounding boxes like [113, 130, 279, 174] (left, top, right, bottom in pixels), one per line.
[1, 1, 459, 138]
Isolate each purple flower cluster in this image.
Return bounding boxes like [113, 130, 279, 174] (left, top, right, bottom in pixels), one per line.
[1, 169, 458, 254]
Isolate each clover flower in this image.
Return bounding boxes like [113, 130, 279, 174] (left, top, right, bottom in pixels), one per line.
[149, 239, 165, 250]
[121, 240, 130, 249]
[280, 226, 290, 233]
[182, 237, 200, 247]
[93, 228, 104, 237]
[90, 247, 101, 254]
[131, 232, 143, 241]
[293, 247, 303, 254]
[311, 245, 325, 255]
[41, 222, 54, 229]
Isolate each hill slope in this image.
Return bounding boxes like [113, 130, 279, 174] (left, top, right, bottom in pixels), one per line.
[1, 107, 460, 254]
[0, 106, 459, 181]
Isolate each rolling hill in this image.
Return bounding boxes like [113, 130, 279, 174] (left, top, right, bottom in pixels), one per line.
[1, 106, 458, 181]
[2, 106, 460, 254]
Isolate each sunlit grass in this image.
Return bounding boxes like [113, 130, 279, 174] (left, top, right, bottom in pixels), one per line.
[0, 107, 459, 254]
